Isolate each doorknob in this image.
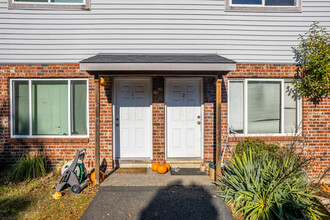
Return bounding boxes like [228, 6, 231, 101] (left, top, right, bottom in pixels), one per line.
[197, 121, 201, 125]
[197, 115, 200, 119]
[116, 123, 119, 127]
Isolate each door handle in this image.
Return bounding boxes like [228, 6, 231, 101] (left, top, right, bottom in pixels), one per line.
[116, 123, 119, 127]
[197, 121, 201, 125]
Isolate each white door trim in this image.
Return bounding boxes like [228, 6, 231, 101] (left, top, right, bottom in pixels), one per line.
[112, 77, 153, 160]
[164, 77, 204, 160]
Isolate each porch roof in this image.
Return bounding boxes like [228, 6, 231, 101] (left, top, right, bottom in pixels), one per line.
[79, 53, 236, 71]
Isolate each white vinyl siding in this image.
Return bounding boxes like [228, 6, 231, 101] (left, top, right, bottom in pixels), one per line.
[0, 0, 329, 63]
[10, 78, 88, 138]
[228, 79, 301, 135]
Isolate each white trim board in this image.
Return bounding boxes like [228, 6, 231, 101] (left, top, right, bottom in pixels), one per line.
[80, 63, 236, 71]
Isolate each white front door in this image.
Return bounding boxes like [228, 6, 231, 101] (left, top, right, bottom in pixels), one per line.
[166, 78, 202, 158]
[114, 78, 152, 159]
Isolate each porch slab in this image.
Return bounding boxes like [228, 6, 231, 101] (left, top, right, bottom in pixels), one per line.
[102, 168, 214, 187]
[83, 170, 233, 220]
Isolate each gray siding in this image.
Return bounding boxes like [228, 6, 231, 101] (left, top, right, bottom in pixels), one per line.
[0, 0, 329, 64]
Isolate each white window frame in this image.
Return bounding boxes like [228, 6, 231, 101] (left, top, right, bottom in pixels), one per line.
[8, 0, 90, 10]
[228, 78, 302, 137]
[10, 78, 89, 138]
[226, 0, 302, 12]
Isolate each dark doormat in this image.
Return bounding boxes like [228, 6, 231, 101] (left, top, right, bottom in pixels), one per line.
[170, 168, 207, 175]
[115, 168, 148, 174]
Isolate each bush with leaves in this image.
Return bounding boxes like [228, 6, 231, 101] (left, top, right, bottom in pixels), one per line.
[293, 22, 330, 105]
[10, 153, 47, 181]
[218, 139, 322, 220]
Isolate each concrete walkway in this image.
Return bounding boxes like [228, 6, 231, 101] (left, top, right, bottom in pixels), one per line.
[82, 169, 234, 220]
[102, 169, 215, 187]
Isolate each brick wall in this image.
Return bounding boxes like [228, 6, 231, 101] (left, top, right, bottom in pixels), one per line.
[0, 64, 114, 171]
[0, 64, 328, 180]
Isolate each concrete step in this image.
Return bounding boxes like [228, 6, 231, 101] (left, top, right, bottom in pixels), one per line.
[166, 159, 204, 168]
[115, 159, 152, 168]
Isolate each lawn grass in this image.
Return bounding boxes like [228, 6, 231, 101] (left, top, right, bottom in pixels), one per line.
[0, 169, 98, 219]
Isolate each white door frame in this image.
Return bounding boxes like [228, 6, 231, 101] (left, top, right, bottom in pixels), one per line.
[164, 77, 204, 160]
[112, 77, 153, 160]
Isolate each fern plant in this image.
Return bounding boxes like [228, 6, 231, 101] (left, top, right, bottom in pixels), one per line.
[218, 146, 322, 220]
[10, 153, 47, 181]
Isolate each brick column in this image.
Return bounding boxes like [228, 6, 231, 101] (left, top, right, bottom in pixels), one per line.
[152, 77, 165, 163]
[99, 76, 113, 170]
[204, 77, 217, 163]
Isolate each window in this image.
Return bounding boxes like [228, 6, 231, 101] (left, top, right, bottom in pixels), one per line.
[11, 79, 88, 137]
[228, 79, 301, 135]
[226, 0, 301, 12]
[8, 0, 90, 10]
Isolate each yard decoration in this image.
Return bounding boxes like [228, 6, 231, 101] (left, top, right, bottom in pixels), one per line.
[152, 162, 160, 171]
[157, 164, 168, 174]
[164, 163, 171, 171]
[90, 171, 105, 184]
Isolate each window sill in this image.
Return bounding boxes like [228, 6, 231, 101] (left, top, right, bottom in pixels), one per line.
[225, 6, 302, 13]
[228, 136, 304, 142]
[9, 137, 89, 143]
[8, 1, 90, 10]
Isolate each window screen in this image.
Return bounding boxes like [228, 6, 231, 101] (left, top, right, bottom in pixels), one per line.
[232, 0, 262, 4]
[32, 81, 68, 136]
[229, 81, 244, 134]
[265, 0, 295, 6]
[247, 81, 281, 134]
[284, 82, 297, 133]
[13, 81, 29, 135]
[71, 80, 87, 135]
[15, 0, 83, 2]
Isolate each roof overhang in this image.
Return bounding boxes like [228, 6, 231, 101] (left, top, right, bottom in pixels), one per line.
[80, 53, 236, 72]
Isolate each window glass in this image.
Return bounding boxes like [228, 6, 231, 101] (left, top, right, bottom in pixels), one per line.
[265, 0, 295, 6]
[13, 81, 29, 135]
[15, 0, 48, 3]
[32, 81, 68, 136]
[15, 0, 48, 2]
[51, 0, 84, 3]
[284, 82, 297, 133]
[232, 0, 262, 4]
[247, 81, 281, 134]
[71, 80, 87, 135]
[229, 81, 244, 134]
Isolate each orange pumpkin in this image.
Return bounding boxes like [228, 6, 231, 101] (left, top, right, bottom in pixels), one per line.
[152, 162, 160, 171]
[157, 164, 168, 174]
[164, 163, 171, 171]
[91, 171, 105, 183]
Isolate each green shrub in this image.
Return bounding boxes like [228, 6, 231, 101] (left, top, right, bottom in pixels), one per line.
[10, 153, 47, 181]
[235, 138, 299, 162]
[235, 138, 280, 158]
[218, 140, 322, 220]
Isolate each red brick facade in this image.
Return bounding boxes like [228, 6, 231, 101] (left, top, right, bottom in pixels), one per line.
[0, 64, 328, 180]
